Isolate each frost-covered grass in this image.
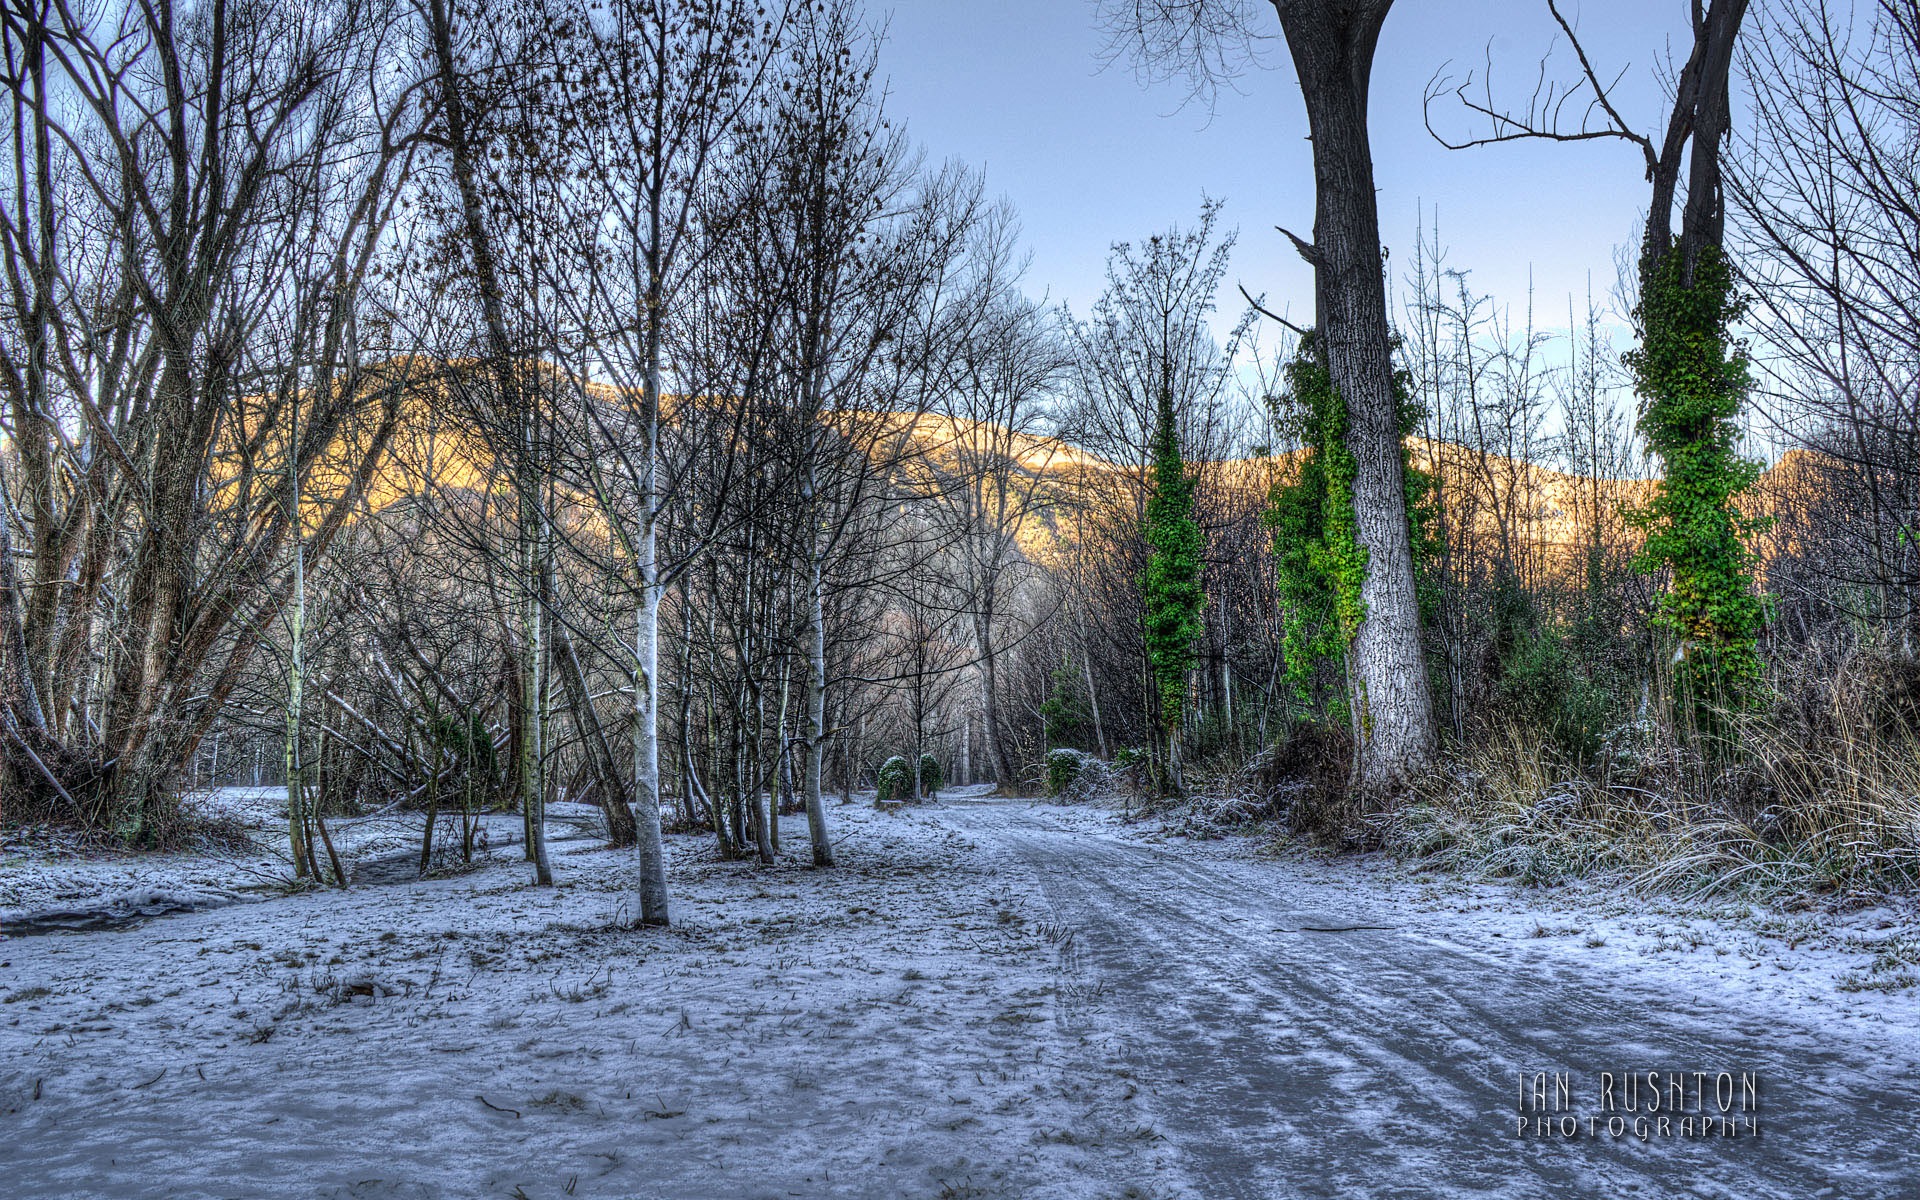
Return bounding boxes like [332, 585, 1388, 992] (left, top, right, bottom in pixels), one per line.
[0, 794, 1179, 1199]
[8, 787, 1919, 1197]
[1374, 692, 1920, 899]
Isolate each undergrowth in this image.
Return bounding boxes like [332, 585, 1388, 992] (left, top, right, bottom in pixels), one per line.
[1142, 646, 1920, 900]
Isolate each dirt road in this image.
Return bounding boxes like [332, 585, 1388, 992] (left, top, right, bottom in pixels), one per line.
[3, 795, 1915, 1198]
[949, 798, 1919, 1199]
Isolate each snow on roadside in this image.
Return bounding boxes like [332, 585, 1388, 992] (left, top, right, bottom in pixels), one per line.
[1, 789, 288, 923]
[1064, 800, 1920, 1050]
[1, 795, 1181, 1199]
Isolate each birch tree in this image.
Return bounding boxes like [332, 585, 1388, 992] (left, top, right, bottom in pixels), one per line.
[511, 0, 797, 922]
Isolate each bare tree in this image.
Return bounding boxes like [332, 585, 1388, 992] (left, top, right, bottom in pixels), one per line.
[1733, 0, 1920, 653]
[737, 0, 986, 862]
[1426, 0, 1750, 285]
[416, 0, 561, 884]
[0, 0, 416, 832]
[914, 211, 1070, 792]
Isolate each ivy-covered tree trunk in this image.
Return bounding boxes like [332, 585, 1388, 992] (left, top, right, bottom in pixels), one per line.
[1269, 336, 1434, 757]
[1143, 390, 1204, 795]
[1627, 250, 1767, 719]
[1272, 0, 1437, 787]
[1626, 0, 1766, 723]
[1269, 340, 1366, 735]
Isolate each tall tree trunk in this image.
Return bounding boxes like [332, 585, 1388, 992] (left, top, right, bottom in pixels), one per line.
[746, 664, 775, 865]
[802, 555, 834, 865]
[628, 226, 671, 925]
[1273, 0, 1436, 787]
[285, 400, 309, 879]
[974, 608, 1014, 790]
[957, 713, 970, 787]
[519, 456, 553, 886]
[425, 0, 552, 881]
[419, 747, 441, 875]
[631, 583, 668, 917]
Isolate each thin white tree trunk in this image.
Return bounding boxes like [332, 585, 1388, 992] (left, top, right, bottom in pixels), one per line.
[285, 444, 308, 880]
[802, 550, 834, 865]
[632, 581, 669, 922]
[631, 351, 670, 924]
[958, 714, 970, 787]
[521, 498, 552, 887]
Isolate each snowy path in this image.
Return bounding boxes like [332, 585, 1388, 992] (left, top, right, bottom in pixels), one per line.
[2, 795, 1917, 1198]
[953, 799, 1920, 1199]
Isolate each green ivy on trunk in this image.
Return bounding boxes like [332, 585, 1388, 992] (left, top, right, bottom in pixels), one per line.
[1624, 246, 1769, 719]
[1267, 334, 1433, 726]
[1143, 387, 1205, 779]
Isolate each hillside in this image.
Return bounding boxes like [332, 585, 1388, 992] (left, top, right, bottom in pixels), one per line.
[281, 380, 1811, 589]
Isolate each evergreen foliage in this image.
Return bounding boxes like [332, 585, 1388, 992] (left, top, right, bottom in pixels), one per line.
[1624, 247, 1770, 716]
[1046, 748, 1090, 796]
[1039, 655, 1092, 750]
[1142, 389, 1206, 733]
[875, 755, 911, 804]
[1266, 334, 1434, 720]
[875, 753, 941, 802]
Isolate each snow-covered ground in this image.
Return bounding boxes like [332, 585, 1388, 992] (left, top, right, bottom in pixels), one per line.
[1112, 815, 1920, 1041]
[3, 789, 1917, 1198]
[0, 787, 542, 927]
[1, 789, 1179, 1199]
[978, 801, 1920, 1197]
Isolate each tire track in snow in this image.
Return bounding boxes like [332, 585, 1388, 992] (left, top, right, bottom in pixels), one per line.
[944, 802, 1920, 1200]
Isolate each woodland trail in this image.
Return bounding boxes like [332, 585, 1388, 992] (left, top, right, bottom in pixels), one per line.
[948, 798, 1920, 1199]
[2, 795, 1916, 1198]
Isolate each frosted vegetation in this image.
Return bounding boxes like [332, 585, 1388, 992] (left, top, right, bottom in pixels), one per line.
[3, 0, 1920, 1193]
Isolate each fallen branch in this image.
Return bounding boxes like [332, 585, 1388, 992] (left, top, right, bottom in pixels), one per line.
[475, 1094, 520, 1118]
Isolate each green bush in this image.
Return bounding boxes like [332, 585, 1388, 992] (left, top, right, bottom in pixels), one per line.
[876, 754, 942, 803]
[1497, 623, 1619, 765]
[875, 756, 911, 804]
[1047, 749, 1089, 796]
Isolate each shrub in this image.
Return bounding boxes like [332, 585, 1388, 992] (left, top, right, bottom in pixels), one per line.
[1047, 749, 1089, 797]
[1495, 623, 1620, 765]
[875, 756, 911, 804]
[876, 754, 942, 803]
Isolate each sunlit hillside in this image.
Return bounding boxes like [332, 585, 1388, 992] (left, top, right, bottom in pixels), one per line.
[310, 388, 1811, 587]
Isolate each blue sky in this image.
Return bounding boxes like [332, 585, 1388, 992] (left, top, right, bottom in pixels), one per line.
[880, 1, 1698, 341]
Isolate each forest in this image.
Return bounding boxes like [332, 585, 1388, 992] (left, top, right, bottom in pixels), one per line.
[3, 0, 1915, 909]
[4, 1, 1920, 1196]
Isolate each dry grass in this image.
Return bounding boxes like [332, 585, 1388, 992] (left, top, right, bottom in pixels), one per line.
[1372, 650, 1920, 898]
